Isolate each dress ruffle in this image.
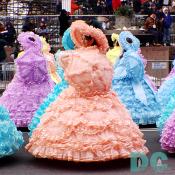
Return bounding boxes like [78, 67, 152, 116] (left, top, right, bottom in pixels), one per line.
[26, 88, 148, 161]
[0, 106, 24, 158]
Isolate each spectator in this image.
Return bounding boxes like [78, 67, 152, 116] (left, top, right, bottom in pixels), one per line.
[0, 38, 7, 63]
[155, 7, 164, 42]
[0, 22, 5, 33]
[88, 17, 103, 30]
[157, 0, 163, 8]
[22, 18, 36, 32]
[133, 0, 142, 13]
[162, 7, 172, 46]
[0, 37, 7, 80]
[5, 22, 16, 46]
[96, 0, 106, 14]
[59, 9, 70, 46]
[172, 0, 175, 14]
[149, 2, 157, 14]
[142, 0, 153, 14]
[106, 0, 113, 14]
[71, 0, 80, 15]
[56, 0, 62, 13]
[37, 20, 49, 41]
[112, 0, 121, 11]
[0, 22, 7, 40]
[163, 0, 170, 6]
[144, 13, 162, 45]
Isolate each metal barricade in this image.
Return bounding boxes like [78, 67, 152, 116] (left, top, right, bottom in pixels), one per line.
[146, 60, 173, 88]
[0, 62, 15, 93]
[0, 60, 174, 94]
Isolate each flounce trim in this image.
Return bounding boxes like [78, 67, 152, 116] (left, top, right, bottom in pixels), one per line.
[0, 106, 24, 158]
[26, 144, 148, 162]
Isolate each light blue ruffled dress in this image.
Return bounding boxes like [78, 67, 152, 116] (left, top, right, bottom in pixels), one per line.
[157, 60, 175, 108]
[112, 31, 160, 125]
[29, 28, 74, 134]
[157, 94, 175, 132]
[157, 61, 175, 131]
[0, 106, 24, 158]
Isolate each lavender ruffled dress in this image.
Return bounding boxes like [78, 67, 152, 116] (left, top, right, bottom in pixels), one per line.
[0, 32, 53, 127]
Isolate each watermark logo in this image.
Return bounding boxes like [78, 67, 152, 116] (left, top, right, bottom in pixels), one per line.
[131, 152, 168, 173]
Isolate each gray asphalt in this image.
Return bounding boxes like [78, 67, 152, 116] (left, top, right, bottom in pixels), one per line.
[0, 130, 175, 175]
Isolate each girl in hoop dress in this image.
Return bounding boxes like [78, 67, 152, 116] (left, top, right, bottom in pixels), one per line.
[112, 31, 160, 125]
[26, 21, 148, 162]
[157, 60, 175, 132]
[106, 33, 122, 65]
[0, 32, 53, 127]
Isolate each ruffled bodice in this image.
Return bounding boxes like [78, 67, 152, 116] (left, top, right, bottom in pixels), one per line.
[61, 47, 113, 97]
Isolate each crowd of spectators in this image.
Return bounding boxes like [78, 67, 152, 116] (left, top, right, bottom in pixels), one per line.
[0, 17, 51, 63]
[60, 0, 175, 15]
[0, 0, 175, 63]
[144, 6, 173, 46]
[0, 21, 16, 63]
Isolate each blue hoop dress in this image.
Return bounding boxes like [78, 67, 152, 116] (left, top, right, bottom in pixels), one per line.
[112, 31, 160, 125]
[157, 61, 175, 131]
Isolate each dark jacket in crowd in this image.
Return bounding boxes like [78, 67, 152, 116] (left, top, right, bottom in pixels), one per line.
[163, 13, 172, 28]
[59, 10, 70, 36]
[0, 38, 7, 62]
[22, 20, 36, 32]
[5, 22, 16, 45]
[133, 0, 141, 13]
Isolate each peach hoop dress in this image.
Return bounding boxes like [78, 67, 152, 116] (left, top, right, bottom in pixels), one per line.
[26, 20, 148, 162]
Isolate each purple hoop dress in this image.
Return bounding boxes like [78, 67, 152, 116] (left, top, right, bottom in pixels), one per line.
[0, 32, 53, 127]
